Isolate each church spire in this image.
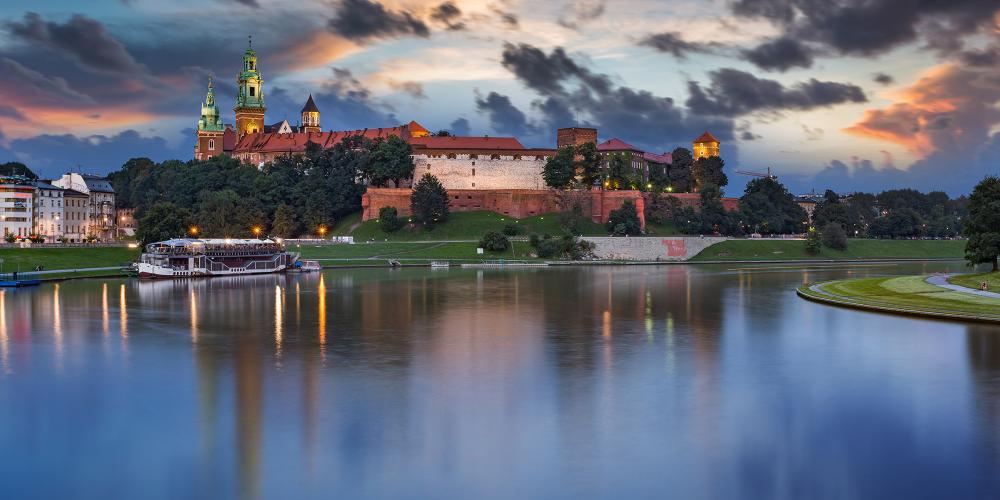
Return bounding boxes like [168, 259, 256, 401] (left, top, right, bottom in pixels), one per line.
[301, 94, 320, 133]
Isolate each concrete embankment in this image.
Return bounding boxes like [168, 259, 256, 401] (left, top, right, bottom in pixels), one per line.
[582, 236, 728, 261]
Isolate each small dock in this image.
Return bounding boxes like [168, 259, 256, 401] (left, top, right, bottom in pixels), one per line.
[0, 272, 41, 287]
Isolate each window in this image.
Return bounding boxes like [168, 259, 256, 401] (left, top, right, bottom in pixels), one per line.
[471, 168, 475, 176]
[513, 155, 521, 160]
[447, 153, 457, 159]
[490, 154, 501, 160]
[470, 154, 478, 159]
[249, 87, 255, 97]
[208, 139, 216, 151]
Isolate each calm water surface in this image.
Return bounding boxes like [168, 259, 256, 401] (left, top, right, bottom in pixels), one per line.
[2, 263, 999, 499]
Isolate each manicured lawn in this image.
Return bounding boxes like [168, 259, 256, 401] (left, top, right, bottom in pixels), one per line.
[298, 241, 540, 261]
[804, 275, 1000, 319]
[948, 271, 1000, 291]
[693, 239, 965, 261]
[0, 247, 139, 272]
[330, 210, 608, 242]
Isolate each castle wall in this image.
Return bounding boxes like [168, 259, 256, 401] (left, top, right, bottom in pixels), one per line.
[413, 153, 550, 190]
[582, 236, 728, 261]
[361, 188, 647, 230]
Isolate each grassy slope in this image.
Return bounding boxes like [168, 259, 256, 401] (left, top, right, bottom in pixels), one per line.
[810, 275, 1000, 318]
[331, 210, 608, 242]
[948, 271, 1000, 291]
[693, 239, 965, 261]
[0, 247, 139, 272]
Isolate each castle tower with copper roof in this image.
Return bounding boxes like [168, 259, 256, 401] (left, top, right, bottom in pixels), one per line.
[234, 36, 266, 137]
[194, 78, 226, 160]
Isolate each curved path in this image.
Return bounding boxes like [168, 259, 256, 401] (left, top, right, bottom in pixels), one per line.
[925, 274, 1000, 299]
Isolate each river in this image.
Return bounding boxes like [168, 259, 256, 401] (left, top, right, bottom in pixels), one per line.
[1, 262, 999, 499]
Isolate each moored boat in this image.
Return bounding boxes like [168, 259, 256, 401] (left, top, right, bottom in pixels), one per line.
[137, 238, 296, 279]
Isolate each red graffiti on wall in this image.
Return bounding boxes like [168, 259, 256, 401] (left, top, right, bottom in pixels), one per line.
[661, 239, 686, 257]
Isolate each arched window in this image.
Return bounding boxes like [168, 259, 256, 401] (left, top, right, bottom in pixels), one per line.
[208, 139, 216, 151]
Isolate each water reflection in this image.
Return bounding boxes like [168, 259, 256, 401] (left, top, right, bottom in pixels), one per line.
[0, 264, 999, 499]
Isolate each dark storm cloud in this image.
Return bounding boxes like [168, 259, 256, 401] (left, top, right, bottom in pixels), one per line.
[0, 106, 26, 121]
[500, 43, 612, 96]
[431, 2, 465, 31]
[873, 72, 895, 85]
[961, 46, 1000, 67]
[0, 57, 96, 106]
[475, 91, 536, 137]
[496, 43, 735, 150]
[389, 80, 427, 99]
[740, 131, 760, 141]
[449, 117, 470, 136]
[304, 68, 399, 130]
[639, 32, 720, 59]
[740, 37, 814, 72]
[328, 0, 430, 43]
[731, 0, 1000, 65]
[5, 13, 146, 75]
[685, 68, 867, 117]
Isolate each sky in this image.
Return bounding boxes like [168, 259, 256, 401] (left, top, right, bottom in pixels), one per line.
[0, 0, 999, 195]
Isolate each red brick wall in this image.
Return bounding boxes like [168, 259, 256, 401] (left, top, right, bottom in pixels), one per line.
[362, 188, 648, 229]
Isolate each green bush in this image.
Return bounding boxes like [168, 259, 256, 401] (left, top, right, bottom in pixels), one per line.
[821, 222, 848, 251]
[606, 201, 642, 236]
[378, 206, 403, 232]
[4, 234, 16, 243]
[502, 223, 521, 236]
[479, 231, 510, 252]
[529, 233, 594, 260]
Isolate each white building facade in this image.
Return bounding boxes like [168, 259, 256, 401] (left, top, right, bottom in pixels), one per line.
[52, 173, 116, 241]
[33, 182, 64, 240]
[1, 179, 34, 239]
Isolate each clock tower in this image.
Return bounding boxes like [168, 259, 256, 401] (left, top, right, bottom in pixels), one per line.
[234, 36, 266, 136]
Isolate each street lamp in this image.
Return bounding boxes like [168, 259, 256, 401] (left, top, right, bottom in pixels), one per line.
[318, 226, 327, 238]
[189, 226, 199, 236]
[252, 226, 263, 237]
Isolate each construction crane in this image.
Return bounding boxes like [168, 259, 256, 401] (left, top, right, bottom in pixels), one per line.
[735, 166, 777, 179]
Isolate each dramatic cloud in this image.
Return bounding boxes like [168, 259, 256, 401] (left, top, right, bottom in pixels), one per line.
[960, 45, 1000, 67]
[500, 43, 611, 96]
[388, 80, 427, 99]
[0, 106, 26, 121]
[639, 32, 720, 59]
[431, 2, 465, 31]
[497, 43, 734, 150]
[449, 117, 470, 136]
[558, 0, 606, 29]
[328, 0, 430, 43]
[0, 57, 96, 107]
[686, 68, 867, 117]
[222, 0, 260, 6]
[874, 72, 895, 85]
[5, 13, 146, 75]
[741, 37, 814, 72]
[309, 68, 398, 130]
[475, 91, 535, 137]
[732, 0, 1000, 68]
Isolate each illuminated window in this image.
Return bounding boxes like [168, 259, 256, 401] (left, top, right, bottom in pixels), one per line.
[208, 139, 216, 150]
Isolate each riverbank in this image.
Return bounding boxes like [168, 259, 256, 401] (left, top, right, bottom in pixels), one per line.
[798, 274, 1000, 323]
[693, 239, 964, 261]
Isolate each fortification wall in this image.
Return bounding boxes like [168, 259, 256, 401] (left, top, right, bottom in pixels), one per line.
[582, 236, 728, 261]
[414, 154, 548, 190]
[361, 188, 647, 229]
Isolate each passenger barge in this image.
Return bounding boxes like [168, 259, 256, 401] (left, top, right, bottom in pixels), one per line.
[137, 238, 297, 278]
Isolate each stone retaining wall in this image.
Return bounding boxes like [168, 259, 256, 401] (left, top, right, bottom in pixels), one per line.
[583, 236, 728, 261]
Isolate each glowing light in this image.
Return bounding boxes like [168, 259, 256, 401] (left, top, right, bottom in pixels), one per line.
[252, 226, 262, 236]
[274, 285, 283, 360]
[0, 290, 8, 374]
[189, 226, 199, 236]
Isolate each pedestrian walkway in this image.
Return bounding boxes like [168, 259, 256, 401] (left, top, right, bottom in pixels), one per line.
[925, 274, 1000, 299]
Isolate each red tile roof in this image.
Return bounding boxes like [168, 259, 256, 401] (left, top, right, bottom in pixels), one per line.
[232, 124, 415, 154]
[597, 138, 642, 152]
[643, 151, 672, 164]
[693, 131, 720, 144]
[409, 135, 525, 150]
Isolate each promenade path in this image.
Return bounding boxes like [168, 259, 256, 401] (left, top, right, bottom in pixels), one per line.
[926, 274, 1000, 299]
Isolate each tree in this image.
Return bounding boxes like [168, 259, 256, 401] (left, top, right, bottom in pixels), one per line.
[699, 185, 738, 236]
[739, 177, 808, 234]
[646, 193, 682, 226]
[964, 176, 1000, 271]
[479, 231, 510, 252]
[371, 135, 414, 187]
[606, 201, 642, 235]
[821, 222, 848, 251]
[0, 162, 37, 179]
[668, 148, 695, 193]
[136, 202, 191, 245]
[805, 226, 822, 254]
[411, 173, 449, 230]
[378, 206, 403, 232]
[271, 204, 299, 237]
[574, 141, 602, 187]
[692, 156, 727, 191]
[543, 146, 576, 189]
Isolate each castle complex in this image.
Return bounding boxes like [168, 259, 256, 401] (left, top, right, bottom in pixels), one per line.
[193, 40, 725, 227]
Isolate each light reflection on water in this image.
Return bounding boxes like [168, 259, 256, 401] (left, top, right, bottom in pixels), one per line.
[0, 262, 998, 499]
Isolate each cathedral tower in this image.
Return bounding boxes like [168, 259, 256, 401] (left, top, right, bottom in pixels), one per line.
[300, 94, 320, 133]
[194, 78, 225, 160]
[234, 36, 266, 136]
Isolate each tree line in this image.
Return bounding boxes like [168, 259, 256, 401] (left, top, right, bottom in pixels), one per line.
[109, 135, 414, 244]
